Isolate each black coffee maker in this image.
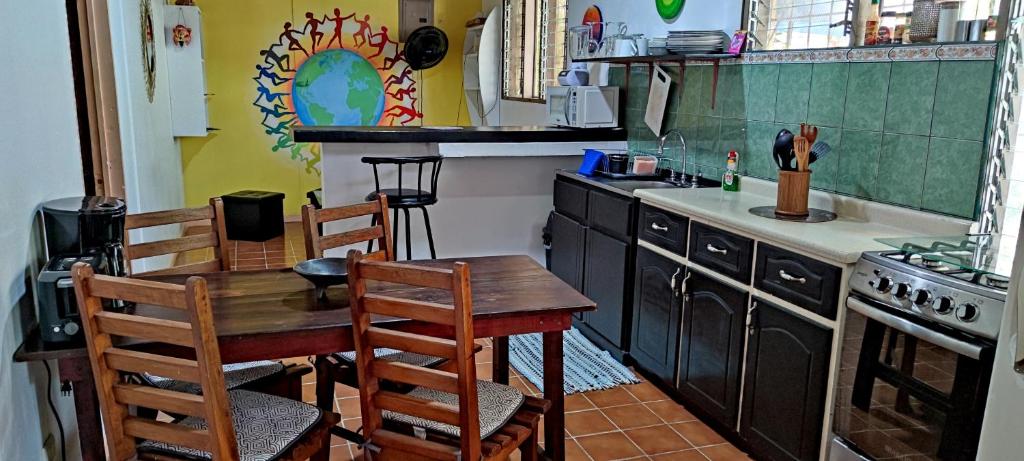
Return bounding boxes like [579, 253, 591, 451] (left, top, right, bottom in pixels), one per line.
[38, 196, 127, 343]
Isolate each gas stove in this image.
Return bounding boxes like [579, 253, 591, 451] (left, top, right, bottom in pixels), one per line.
[848, 250, 1007, 340]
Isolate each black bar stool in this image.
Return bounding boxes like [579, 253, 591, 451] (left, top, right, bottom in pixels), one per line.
[362, 155, 442, 259]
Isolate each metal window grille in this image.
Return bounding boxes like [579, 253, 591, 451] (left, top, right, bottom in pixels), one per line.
[503, 0, 567, 101]
[746, 0, 852, 50]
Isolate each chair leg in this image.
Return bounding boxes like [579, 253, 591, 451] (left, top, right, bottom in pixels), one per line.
[402, 208, 412, 260]
[367, 214, 377, 253]
[391, 207, 400, 259]
[522, 421, 540, 461]
[420, 207, 437, 259]
[312, 356, 336, 461]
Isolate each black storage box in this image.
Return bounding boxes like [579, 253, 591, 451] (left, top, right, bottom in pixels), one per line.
[221, 190, 285, 241]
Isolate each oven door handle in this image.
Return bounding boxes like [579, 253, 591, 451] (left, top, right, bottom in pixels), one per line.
[846, 297, 984, 360]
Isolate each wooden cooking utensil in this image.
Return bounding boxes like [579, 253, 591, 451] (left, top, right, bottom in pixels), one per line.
[793, 136, 810, 172]
[800, 123, 819, 146]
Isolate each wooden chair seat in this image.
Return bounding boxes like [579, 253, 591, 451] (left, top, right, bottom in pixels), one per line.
[141, 360, 286, 394]
[137, 389, 339, 461]
[383, 380, 526, 439]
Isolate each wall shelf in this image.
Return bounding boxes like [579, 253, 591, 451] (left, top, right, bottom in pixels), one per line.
[573, 54, 740, 111]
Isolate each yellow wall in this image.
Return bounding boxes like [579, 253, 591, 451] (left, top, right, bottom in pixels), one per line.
[181, 0, 478, 215]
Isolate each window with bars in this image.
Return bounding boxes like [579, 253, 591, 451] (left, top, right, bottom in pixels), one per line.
[746, 0, 853, 50]
[503, 0, 568, 102]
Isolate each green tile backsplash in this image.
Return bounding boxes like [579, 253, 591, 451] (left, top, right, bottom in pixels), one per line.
[617, 56, 996, 219]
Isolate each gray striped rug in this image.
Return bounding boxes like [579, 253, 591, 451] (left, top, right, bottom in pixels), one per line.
[509, 328, 639, 394]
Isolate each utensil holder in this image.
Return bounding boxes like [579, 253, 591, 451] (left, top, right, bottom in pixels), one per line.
[776, 170, 811, 217]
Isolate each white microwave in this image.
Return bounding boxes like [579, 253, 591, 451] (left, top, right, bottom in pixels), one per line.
[545, 86, 619, 128]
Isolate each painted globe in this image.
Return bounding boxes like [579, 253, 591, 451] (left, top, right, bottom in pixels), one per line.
[292, 49, 385, 126]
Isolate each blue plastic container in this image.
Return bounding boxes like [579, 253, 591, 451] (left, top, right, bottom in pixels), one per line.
[578, 149, 606, 176]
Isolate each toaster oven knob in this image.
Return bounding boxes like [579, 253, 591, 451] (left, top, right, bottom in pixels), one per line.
[874, 277, 893, 294]
[933, 296, 955, 315]
[911, 289, 933, 307]
[893, 282, 912, 300]
[956, 303, 980, 323]
[63, 321, 80, 336]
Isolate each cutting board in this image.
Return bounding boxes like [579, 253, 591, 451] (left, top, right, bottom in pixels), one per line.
[645, 65, 671, 136]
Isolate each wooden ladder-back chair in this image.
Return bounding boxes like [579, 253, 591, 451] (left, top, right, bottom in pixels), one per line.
[301, 192, 393, 261]
[71, 264, 338, 461]
[125, 198, 310, 400]
[345, 250, 550, 460]
[124, 197, 230, 277]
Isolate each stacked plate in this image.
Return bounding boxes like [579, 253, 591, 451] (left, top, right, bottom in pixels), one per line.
[666, 30, 729, 55]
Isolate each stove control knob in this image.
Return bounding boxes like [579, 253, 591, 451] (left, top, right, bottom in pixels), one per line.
[956, 303, 980, 323]
[911, 289, 933, 307]
[893, 283, 912, 300]
[933, 296, 955, 315]
[875, 277, 893, 294]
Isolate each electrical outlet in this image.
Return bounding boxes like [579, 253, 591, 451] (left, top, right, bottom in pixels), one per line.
[42, 433, 56, 460]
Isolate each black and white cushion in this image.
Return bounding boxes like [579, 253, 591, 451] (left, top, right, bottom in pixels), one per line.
[334, 348, 446, 369]
[383, 380, 526, 439]
[142, 360, 284, 395]
[138, 389, 322, 461]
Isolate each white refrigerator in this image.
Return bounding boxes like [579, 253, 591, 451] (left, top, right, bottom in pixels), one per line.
[978, 228, 1024, 459]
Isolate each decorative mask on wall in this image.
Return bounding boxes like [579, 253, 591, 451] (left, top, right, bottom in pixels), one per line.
[252, 8, 419, 175]
[140, 0, 156, 102]
[171, 9, 192, 48]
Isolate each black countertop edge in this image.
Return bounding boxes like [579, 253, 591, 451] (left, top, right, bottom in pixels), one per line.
[556, 169, 723, 197]
[292, 125, 628, 143]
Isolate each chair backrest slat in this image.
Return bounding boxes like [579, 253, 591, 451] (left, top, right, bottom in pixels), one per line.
[302, 194, 393, 260]
[124, 197, 230, 276]
[72, 264, 239, 461]
[347, 250, 481, 460]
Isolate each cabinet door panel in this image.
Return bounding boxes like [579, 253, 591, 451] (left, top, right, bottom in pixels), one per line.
[549, 211, 586, 314]
[583, 229, 629, 347]
[554, 178, 589, 221]
[677, 270, 747, 429]
[741, 299, 832, 461]
[631, 247, 683, 383]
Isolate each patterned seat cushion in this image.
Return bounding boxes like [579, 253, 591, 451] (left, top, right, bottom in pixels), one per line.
[138, 389, 322, 461]
[143, 360, 284, 395]
[383, 380, 526, 439]
[334, 348, 446, 368]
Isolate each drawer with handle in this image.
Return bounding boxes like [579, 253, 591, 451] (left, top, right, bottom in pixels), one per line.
[754, 243, 841, 320]
[688, 221, 754, 283]
[553, 178, 589, 222]
[638, 205, 689, 256]
[588, 190, 633, 240]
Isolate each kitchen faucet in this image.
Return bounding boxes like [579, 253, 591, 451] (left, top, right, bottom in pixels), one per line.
[657, 129, 692, 186]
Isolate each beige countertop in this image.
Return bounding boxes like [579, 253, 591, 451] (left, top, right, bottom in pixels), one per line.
[634, 179, 972, 264]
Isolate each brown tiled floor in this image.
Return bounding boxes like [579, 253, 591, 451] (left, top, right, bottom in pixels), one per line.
[181, 223, 749, 460]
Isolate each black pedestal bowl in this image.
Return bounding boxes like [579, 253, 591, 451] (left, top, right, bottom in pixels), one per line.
[293, 257, 348, 299]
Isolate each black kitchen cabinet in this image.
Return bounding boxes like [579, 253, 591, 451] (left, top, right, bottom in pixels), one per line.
[631, 246, 684, 384]
[583, 228, 630, 347]
[677, 269, 747, 429]
[549, 211, 586, 319]
[741, 299, 833, 461]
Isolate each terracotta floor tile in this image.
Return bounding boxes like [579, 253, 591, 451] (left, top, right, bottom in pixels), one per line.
[576, 431, 644, 461]
[336, 397, 362, 418]
[602, 403, 663, 429]
[564, 438, 593, 461]
[334, 382, 360, 398]
[651, 448, 709, 460]
[624, 425, 694, 455]
[646, 400, 697, 423]
[329, 444, 353, 460]
[623, 380, 670, 402]
[564, 409, 616, 436]
[672, 421, 726, 447]
[301, 383, 316, 402]
[565, 393, 596, 412]
[699, 443, 751, 461]
[585, 387, 640, 408]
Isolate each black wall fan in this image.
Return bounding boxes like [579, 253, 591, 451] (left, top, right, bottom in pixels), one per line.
[404, 26, 448, 70]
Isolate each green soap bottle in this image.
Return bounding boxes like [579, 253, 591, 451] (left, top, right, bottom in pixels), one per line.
[722, 150, 741, 192]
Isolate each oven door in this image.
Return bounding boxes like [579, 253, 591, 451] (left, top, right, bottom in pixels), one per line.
[546, 86, 574, 127]
[831, 295, 995, 461]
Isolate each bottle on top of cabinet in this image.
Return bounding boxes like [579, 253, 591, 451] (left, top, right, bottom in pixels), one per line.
[723, 150, 740, 192]
[864, 0, 881, 45]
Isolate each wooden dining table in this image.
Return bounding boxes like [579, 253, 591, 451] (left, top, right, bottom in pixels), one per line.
[14, 254, 594, 460]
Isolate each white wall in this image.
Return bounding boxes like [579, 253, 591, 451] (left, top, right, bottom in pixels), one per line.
[0, 1, 86, 460]
[109, 0, 186, 271]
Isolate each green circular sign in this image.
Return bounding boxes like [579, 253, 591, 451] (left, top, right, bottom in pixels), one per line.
[656, 0, 684, 19]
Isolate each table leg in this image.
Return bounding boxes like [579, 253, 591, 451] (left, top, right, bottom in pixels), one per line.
[58, 356, 104, 461]
[492, 336, 509, 385]
[312, 356, 334, 461]
[542, 330, 564, 461]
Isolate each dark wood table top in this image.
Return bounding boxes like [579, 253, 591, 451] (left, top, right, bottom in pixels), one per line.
[14, 255, 594, 362]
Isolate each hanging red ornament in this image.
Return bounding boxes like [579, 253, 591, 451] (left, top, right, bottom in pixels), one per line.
[172, 23, 192, 47]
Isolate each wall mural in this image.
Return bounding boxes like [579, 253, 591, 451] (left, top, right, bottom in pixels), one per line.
[253, 8, 421, 174]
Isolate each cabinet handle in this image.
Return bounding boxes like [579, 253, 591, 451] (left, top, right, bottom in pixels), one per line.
[706, 244, 728, 255]
[651, 222, 669, 232]
[778, 269, 807, 284]
[679, 271, 691, 298]
[747, 301, 759, 336]
[670, 267, 681, 294]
